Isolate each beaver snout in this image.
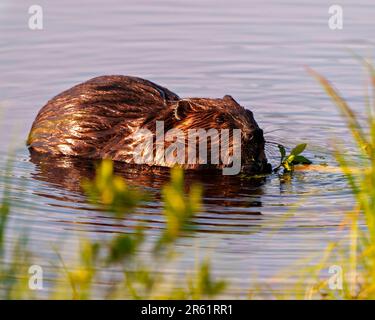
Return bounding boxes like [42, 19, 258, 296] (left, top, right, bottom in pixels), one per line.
[242, 128, 270, 174]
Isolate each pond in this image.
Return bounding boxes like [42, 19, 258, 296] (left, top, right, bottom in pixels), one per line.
[0, 0, 374, 298]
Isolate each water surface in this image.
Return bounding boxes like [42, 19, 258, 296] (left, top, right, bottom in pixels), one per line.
[1, 0, 374, 297]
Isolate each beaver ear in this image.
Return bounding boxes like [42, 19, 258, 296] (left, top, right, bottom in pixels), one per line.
[223, 95, 239, 106]
[174, 100, 193, 120]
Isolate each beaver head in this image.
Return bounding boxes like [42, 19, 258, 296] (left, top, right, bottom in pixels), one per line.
[138, 95, 271, 175]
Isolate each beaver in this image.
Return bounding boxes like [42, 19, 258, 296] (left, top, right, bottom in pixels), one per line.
[27, 75, 270, 175]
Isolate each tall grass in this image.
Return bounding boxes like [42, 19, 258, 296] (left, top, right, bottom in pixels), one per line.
[305, 60, 375, 299]
[0, 156, 33, 299]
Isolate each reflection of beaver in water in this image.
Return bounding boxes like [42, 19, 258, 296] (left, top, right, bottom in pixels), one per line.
[27, 76, 271, 174]
[29, 152, 265, 211]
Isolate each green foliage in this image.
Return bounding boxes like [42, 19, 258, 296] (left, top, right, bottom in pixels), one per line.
[275, 143, 312, 173]
[66, 240, 99, 300]
[59, 162, 222, 299]
[0, 195, 9, 257]
[156, 167, 202, 250]
[82, 159, 147, 216]
[0, 158, 12, 256]
[189, 260, 227, 299]
[107, 227, 144, 264]
[0, 158, 33, 300]
[305, 59, 375, 299]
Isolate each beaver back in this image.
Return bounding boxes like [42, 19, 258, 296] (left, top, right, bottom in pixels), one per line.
[27, 75, 180, 158]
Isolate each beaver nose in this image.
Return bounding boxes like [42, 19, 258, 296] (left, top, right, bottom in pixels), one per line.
[252, 128, 264, 143]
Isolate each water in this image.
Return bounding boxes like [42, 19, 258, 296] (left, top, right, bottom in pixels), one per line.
[0, 0, 374, 298]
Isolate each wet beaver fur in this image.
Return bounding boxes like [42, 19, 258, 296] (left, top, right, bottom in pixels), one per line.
[27, 75, 271, 174]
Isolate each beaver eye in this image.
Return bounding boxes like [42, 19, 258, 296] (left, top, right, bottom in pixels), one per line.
[216, 114, 226, 124]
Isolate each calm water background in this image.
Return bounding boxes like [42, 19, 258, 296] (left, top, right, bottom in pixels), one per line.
[0, 0, 374, 297]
